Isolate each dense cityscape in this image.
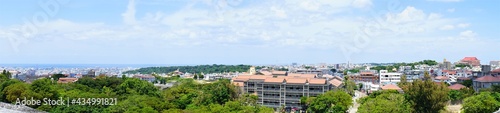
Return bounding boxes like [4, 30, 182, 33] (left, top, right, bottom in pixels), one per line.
[1, 57, 500, 112]
[1, 0, 499, 113]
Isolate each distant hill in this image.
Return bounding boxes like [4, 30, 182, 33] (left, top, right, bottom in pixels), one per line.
[124, 64, 260, 74]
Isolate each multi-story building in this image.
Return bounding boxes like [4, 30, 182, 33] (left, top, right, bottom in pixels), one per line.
[473, 75, 500, 92]
[403, 70, 424, 82]
[459, 57, 481, 67]
[491, 61, 500, 66]
[443, 59, 452, 70]
[232, 73, 340, 109]
[379, 70, 402, 85]
[491, 69, 500, 76]
[349, 70, 378, 84]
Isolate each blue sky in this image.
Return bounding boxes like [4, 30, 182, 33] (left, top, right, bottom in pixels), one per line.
[0, 0, 499, 65]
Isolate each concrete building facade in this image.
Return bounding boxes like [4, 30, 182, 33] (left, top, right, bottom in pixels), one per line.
[232, 73, 340, 109]
[379, 70, 402, 85]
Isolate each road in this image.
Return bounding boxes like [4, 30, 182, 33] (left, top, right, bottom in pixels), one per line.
[348, 90, 367, 113]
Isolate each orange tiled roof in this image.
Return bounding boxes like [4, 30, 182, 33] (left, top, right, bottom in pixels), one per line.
[264, 78, 285, 83]
[457, 77, 471, 80]
[286, 78, 307, 84]
[448, 83, 466, 90]
[381, 84, 401, 90]
[236, 75, 252, 78]
[330, 79, 343, 87]
[57, 78, 78, 83]
[260, 71, 273, 75]
[308, 79, 326, 84]
[492, 69, 500, 73]
[287, 73, 316, 78]
[435, 76, 449, 80]
[474, 75, 500, 82]
[232, 77, 250, 82]
[462, 57, 478, 61]
[249, 75, 269, 80]
[446, 70, 457, 75]
[272, 71, 287, 75]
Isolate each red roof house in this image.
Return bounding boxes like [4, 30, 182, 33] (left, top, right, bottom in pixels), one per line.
[448, 84, 466, 90]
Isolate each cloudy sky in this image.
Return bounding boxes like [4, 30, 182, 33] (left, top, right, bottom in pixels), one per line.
[0, 0, 499, 65]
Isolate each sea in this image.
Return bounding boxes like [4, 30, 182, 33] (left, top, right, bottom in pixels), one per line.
[0, 64, 177, 68]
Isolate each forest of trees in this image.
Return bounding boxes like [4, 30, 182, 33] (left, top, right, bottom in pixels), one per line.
[0, 71, 273, 113]
[124, 64, 263, 74]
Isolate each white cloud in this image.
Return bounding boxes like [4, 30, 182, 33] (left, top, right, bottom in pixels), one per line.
[459, 30, 476, 38]
[0, 1, 487, 62]
[440, 25, 455, 30]
[122, 0, 137, 25]
[457, 23, 470, 28]
[447, 8, 455, 12]
[428, 0, 463, 2]
[386, 6, 426, 24]
[352, 0, 373, 8]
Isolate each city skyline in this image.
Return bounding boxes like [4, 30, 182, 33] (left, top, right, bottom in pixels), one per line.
[1, 0, 499, 64]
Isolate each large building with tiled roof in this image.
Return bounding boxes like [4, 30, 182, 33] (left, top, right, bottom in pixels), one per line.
[460, 57, 481, 66]
[349, 70, 379, 84]
[473, 75, 500, 92]
[231, 72, 340, 109]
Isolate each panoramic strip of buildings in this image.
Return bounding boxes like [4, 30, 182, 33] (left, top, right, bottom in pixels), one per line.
[2, 56, 500, 109]
[227, 57, 500, 109]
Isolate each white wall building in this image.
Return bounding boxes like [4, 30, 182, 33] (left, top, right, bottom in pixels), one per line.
[379, 70, 402, 86]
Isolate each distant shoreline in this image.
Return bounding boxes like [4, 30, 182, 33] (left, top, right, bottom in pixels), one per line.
[0, 64, 173, 68]
[0, 64, 261, 68]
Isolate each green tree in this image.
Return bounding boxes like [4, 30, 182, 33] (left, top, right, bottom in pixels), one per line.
[1, 70, 12, 79]
[2, 83, 29, 103]
[195, 79, 238, 105]
[459, 88, 475, 99]
[307, 90, 353, 113]
[492, 85, 500, 93]
[344, 78, 356, 96]
[51, 74, 66, 81]
[455, 64, 471, 68]
[30, 78, 59, 100]
[398, 74, 409, 91]
[461, 80, 473, 88]
[116, 78, 159, 97]
[162, 79, 200, 109]
[403, 71, 450, 113]
[462, 92, 500, 113]
[448, 90, 463, 105]
[106, 95, 170, 113]
[358, 92, 412, 113]
[0, 79, 22, 101]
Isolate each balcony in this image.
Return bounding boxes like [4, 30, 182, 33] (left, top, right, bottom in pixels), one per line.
[285, 89, 304, 92]
[285, 97, 301, 100]
[262, 88, 281, 91]
[261, 96, 280, 99]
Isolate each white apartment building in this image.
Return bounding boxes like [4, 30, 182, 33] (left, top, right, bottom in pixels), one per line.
[379, 70, 403, 86]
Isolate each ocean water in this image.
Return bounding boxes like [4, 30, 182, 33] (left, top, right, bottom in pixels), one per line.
[0, 64, 176, 68]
